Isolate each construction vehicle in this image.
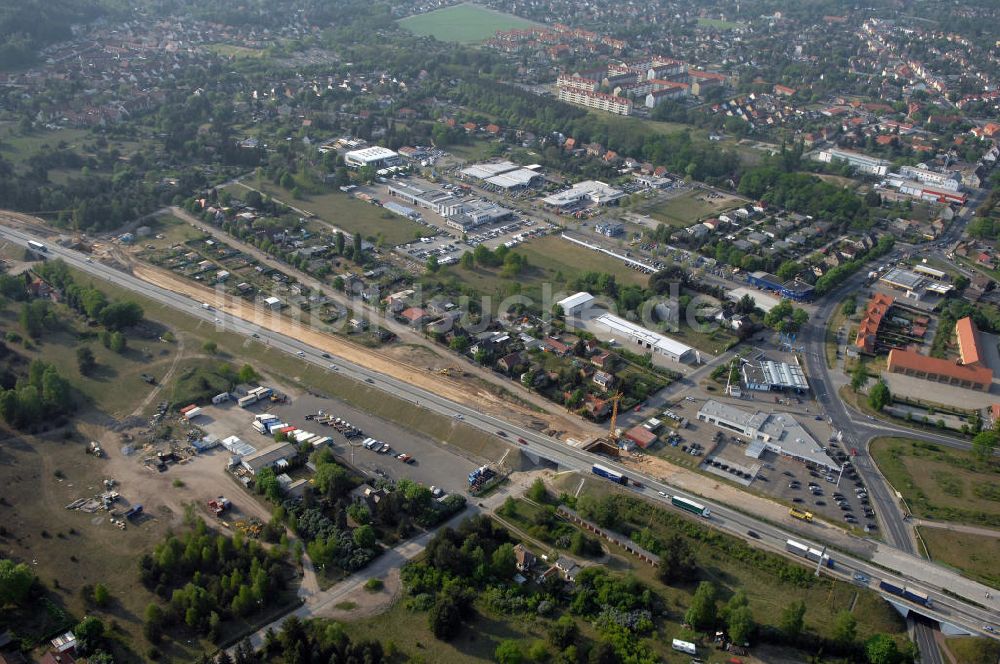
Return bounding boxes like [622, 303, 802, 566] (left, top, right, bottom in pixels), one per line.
[87, 441, 105, 458]
[789, 508, 814, 522]
[123, 504, 143, 520]
[207, 496, 231, 516]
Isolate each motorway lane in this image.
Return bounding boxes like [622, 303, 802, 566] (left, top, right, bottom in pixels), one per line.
[3, 227, 997, 638]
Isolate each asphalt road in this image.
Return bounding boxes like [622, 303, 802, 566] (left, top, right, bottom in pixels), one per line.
[2, 226, 996, 641]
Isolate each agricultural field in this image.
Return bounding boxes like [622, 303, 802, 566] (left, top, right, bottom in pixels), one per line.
[0, 127, 91, 168]
[638, 189, 745, 227]
[917, 527, 1000, 588]
[398, 3, 540, 43]
[869, 437, 1000, 527]
[230, 179, 430, 246]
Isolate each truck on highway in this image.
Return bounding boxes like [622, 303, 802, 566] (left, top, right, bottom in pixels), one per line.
[591, 463, 628, 485]
[879, 581, 932, 607]
[27, 240, 47, 254]
[671, 495, 710, 518]
[785, 539, 833, 568]
[789, 508, 814, 522]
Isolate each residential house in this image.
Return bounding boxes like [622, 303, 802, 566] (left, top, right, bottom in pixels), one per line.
[545, 337, 572, 356]
[400, 307, 429, 327]
[498, 351, 527, 373]
[592, 370, 616, 390]
[513, 543, 536, 572]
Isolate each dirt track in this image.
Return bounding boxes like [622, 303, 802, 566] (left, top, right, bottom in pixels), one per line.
[130, 262, 594, 440]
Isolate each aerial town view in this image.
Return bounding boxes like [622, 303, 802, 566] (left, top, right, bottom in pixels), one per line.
[0, 0, 999, 662]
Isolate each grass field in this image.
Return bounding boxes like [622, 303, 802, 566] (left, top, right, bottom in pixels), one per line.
[232, 179, 429, 246]
[398, 3, 540, 43]
[869, 437, 1000, 526]
[638, 190, 745, 227]
[918, 527, 1000, 588]
[945, 636, 1000, 664]
[433, 233, 650, 307]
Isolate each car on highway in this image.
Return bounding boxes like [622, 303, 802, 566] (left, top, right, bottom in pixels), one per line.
[746, 530, 760, 539]
[496, 430, 507, 437]
[454, 414, 463, 420]
[296, 350, 305, 357]
[853, 573, 869, 584]
[321, 353, 331, 358]
[658, 491, 667, 497]
[984, 625, 995, 633]
[329, 364, 339, 371]
[251, 333, 260, 338]
[365, 378, 374, 384]
[517, 437, 527, 445]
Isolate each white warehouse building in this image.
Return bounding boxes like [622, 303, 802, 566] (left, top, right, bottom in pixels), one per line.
[594, 312, 695, 363]
[556, 292, 595, 317]
[344, 146, 401, 170]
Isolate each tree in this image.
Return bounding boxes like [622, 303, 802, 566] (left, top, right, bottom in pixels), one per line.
[832, 610, 857, 646]
[657, 534, 696, 584]
[352, 525, 376, 550]
[548, 615, 578, 650]
[143, 603, 164, 643]
[203, 340, 218, 354]
[868, 380, 891, 411]
[972, 430, 998, 463]
[779, 600, 806, 639]
[77, 346, 96, 375]
[684, 581, 717, 630]
[728, 605, 754, 645]
[0, 558, 34, 606]
[495, 639, 524, 664]
[460, 251, 474, 270]
[426, 254, 440, 273]
[74, 616, 105, 655]
[429, 593, 463, 640]
[490, 542, 516, 579]
[92, 583, 110, 607]
[851, 361, 868, 392]
[100, 301, 143, 330]
[527, 478, 548, 503]
[353, 232, 363, 256]
[109, 331, 126, 353]
[865, 634, 903, 664]
[237, 364, 258, 384]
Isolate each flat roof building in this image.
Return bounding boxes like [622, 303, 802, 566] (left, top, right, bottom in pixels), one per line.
[696, 400, 838, 471]
[541, 180, 624, 209]
[593, 312, 695, 363]
[344, 146, 401, 169]
[442, 199, 513, 231]
[880, 267, 925, 292]
[887, 348, 992, 392]
[241, 442, 297, 475]
[742, 359, 809, 392]
[815, 148, 890, 176]
[746, 271, 815, 302]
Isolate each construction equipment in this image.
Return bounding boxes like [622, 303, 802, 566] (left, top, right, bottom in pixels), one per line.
[207, 496, 231, 516]
[608, 392, 623, 442]
[87, 441, 105, 458]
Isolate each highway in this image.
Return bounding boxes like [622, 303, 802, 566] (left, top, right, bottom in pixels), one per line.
[2, 225, 996, 642]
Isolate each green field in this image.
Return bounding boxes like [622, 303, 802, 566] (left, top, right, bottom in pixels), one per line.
[638, 189, 745, 227]
[945, 636, 1000, 664]
[433, 233, 650, 307]
[918, 527, 1000, 588]
[870, 437, 1000, 526]
[231, 179, 430, 246]
[398, 3, 540, 43]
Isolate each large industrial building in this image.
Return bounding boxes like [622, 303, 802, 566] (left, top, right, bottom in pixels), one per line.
[696, 400, 839, 471]
[344, 146, 401, 170]
[898, 165, 962, 192]
[741, 359, 809, 393]
[460, 161, 544, 191]
[593, 312, 695, 363]
[814, 148, 890, 176]
[443, 199, 513, 231]
[541, 180, 625, 209]
[746, 271, 815, 302]
[386, 181, 456, 213]
[556, 291, 596, 317]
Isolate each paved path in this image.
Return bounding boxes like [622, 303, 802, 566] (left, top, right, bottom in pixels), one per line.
[913, 518, 1000, 538]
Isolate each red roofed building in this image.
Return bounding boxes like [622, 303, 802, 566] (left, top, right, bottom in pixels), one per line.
[399, 307, 429, 326]
[855, 293, 894, 354]
[624, 426, 657, 449]
[773, 84, 796, 97]
[955, 316, 984, 367]
[887, 349, 992, 392]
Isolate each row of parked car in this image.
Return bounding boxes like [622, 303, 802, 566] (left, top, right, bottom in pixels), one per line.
[362, 437, 415, 464]
[307, 413, 363, 438]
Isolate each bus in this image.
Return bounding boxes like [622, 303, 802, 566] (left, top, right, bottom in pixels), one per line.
[27, 240, 47, 254]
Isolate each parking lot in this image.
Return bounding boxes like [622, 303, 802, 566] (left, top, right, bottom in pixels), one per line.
[200, 394, 484, 497]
